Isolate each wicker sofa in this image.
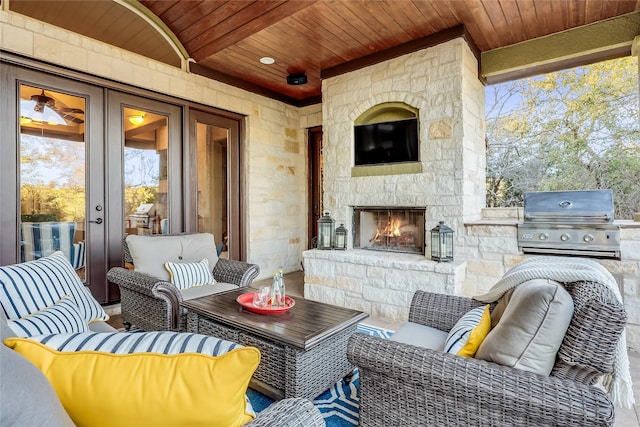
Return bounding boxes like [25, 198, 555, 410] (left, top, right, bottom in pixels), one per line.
[348, 281, 627, 427]
[107, 233, 260, 331]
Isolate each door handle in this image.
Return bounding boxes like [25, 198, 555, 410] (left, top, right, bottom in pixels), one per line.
[90, 218, 103, 224]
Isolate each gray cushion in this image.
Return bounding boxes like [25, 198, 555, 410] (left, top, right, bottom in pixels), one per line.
[389, 321, 448, 351]
[1, 312, 74, 426]
[126, 233, 219, 281]
[181, 282, 239, 301]
[475, 278, 574, 376]
[0, 345, 75, 426]
[0, 310, 16, 340]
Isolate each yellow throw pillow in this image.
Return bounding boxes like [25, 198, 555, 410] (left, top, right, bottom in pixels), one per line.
[5, 338, 260, 427]
[444, 304, 491, 358]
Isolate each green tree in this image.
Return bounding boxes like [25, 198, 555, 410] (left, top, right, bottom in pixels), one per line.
[486, 56, 640, 218]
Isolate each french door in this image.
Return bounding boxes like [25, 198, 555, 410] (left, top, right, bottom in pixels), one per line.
[1, 64, 183, 303]
[106, 91, 183, 284]
[1, 64, 106, 300]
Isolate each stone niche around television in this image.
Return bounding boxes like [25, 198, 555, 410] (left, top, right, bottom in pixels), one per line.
[352, 102, 423, 177]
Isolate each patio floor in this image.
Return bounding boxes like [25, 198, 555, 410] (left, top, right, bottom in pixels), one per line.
[254, 271, 640, 426]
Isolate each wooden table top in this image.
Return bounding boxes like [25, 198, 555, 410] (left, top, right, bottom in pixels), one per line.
[182, 288, 368, 351]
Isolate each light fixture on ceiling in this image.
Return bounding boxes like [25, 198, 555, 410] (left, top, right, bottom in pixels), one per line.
[20, 99, 66, 126]
[128, 114, 145, 126]
[260, 57, 275, 65]
[286, 73, 308, 85]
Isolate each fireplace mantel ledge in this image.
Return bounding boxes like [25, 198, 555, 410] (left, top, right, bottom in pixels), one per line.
[302, 249, 465, 273]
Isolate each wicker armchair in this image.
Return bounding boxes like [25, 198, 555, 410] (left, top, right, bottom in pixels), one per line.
[348, 281, 627, 427]
[107, 235, 260, 332]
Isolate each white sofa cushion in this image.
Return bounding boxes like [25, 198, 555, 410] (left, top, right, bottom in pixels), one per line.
[0, 251, 108, 323]
[126, 233, 219, 281]
[181, 282, 239, 301]
[389, 321, 448, 351]
[475, 278, 574, 376]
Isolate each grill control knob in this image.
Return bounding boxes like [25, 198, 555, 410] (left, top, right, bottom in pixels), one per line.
[538, 233, 549, 240]
[584, 234, 594, 242]
[560, 233, 571, 241]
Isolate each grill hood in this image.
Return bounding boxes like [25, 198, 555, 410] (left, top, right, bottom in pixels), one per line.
[523, 189, 614, 223]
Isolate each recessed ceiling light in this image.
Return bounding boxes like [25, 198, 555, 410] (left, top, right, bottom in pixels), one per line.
[260, 57, 275, 65]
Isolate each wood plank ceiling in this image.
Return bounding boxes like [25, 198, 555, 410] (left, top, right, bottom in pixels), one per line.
[8, 0, 640, 106]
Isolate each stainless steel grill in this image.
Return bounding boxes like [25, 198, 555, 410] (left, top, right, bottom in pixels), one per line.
[128, 203, 155, 229]
[517, 190, 621, 260]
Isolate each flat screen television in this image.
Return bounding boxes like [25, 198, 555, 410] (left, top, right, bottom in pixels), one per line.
[354, 117, 419, 166]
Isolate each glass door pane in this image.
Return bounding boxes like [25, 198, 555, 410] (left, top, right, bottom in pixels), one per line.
[188, 109, 242, 260]
[196, 123, 229, 258]
[19, 84, 87, 280]
[123, 107, 169, 236]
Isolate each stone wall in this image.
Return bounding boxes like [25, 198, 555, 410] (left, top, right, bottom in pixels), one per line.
[0, 10, 316, 279]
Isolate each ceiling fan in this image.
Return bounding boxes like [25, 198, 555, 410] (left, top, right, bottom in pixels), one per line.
[23, 90, 85, 125]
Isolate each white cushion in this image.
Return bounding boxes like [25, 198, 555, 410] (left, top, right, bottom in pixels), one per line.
[389, 321, 448, 351]
[8, 296, 89, 338]
[165, 258, 215, 290]
[0, 251, 108, 323]
[87, 320, 118, 333]
[181, 282, 239, 301]
[126, 234, 219, 281]
[475, 279, 574, 376]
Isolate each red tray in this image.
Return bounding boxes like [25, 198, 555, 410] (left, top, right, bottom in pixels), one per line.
[237, 293, 295, 315]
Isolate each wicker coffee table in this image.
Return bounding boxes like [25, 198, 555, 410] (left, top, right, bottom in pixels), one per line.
[182, 288, 368, 400]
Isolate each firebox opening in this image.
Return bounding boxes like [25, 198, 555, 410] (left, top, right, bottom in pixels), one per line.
[353, 207, 425, 254]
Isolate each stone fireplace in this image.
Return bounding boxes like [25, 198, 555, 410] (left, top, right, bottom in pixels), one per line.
[303, 36, 486, 321]
[353, 207, 425, 255]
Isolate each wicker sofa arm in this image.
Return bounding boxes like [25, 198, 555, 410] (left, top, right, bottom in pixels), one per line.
[245, 398, 325, 427]
[213, 258, 260, 287]
[408, 290, 487, 332]
[348, 333, 614, 426]
[106, 267, 177, 298]
[106, 267, 182, 331]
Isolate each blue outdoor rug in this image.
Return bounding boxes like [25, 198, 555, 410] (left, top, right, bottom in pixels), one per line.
[247, 323, 393, 426]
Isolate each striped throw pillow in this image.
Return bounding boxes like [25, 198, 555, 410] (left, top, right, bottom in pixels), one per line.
[0, 251, 108, 323]
[27, 330, 240, 356]
[444, 305, 491, 357]
[8, 296, 89, 338]
[70, 241, 86, 270]
[165, 258, 215, 290]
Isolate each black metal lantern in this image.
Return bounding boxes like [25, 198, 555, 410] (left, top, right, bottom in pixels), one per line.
[317, 211, 335, 250]
[431, 221, 454, 262]
[334, 223, 348, 250]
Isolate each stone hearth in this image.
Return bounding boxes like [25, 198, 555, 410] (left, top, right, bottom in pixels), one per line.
[303, 249, 466, 321]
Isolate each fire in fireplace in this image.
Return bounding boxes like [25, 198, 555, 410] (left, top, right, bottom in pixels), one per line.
[353, 207, 425, 254]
